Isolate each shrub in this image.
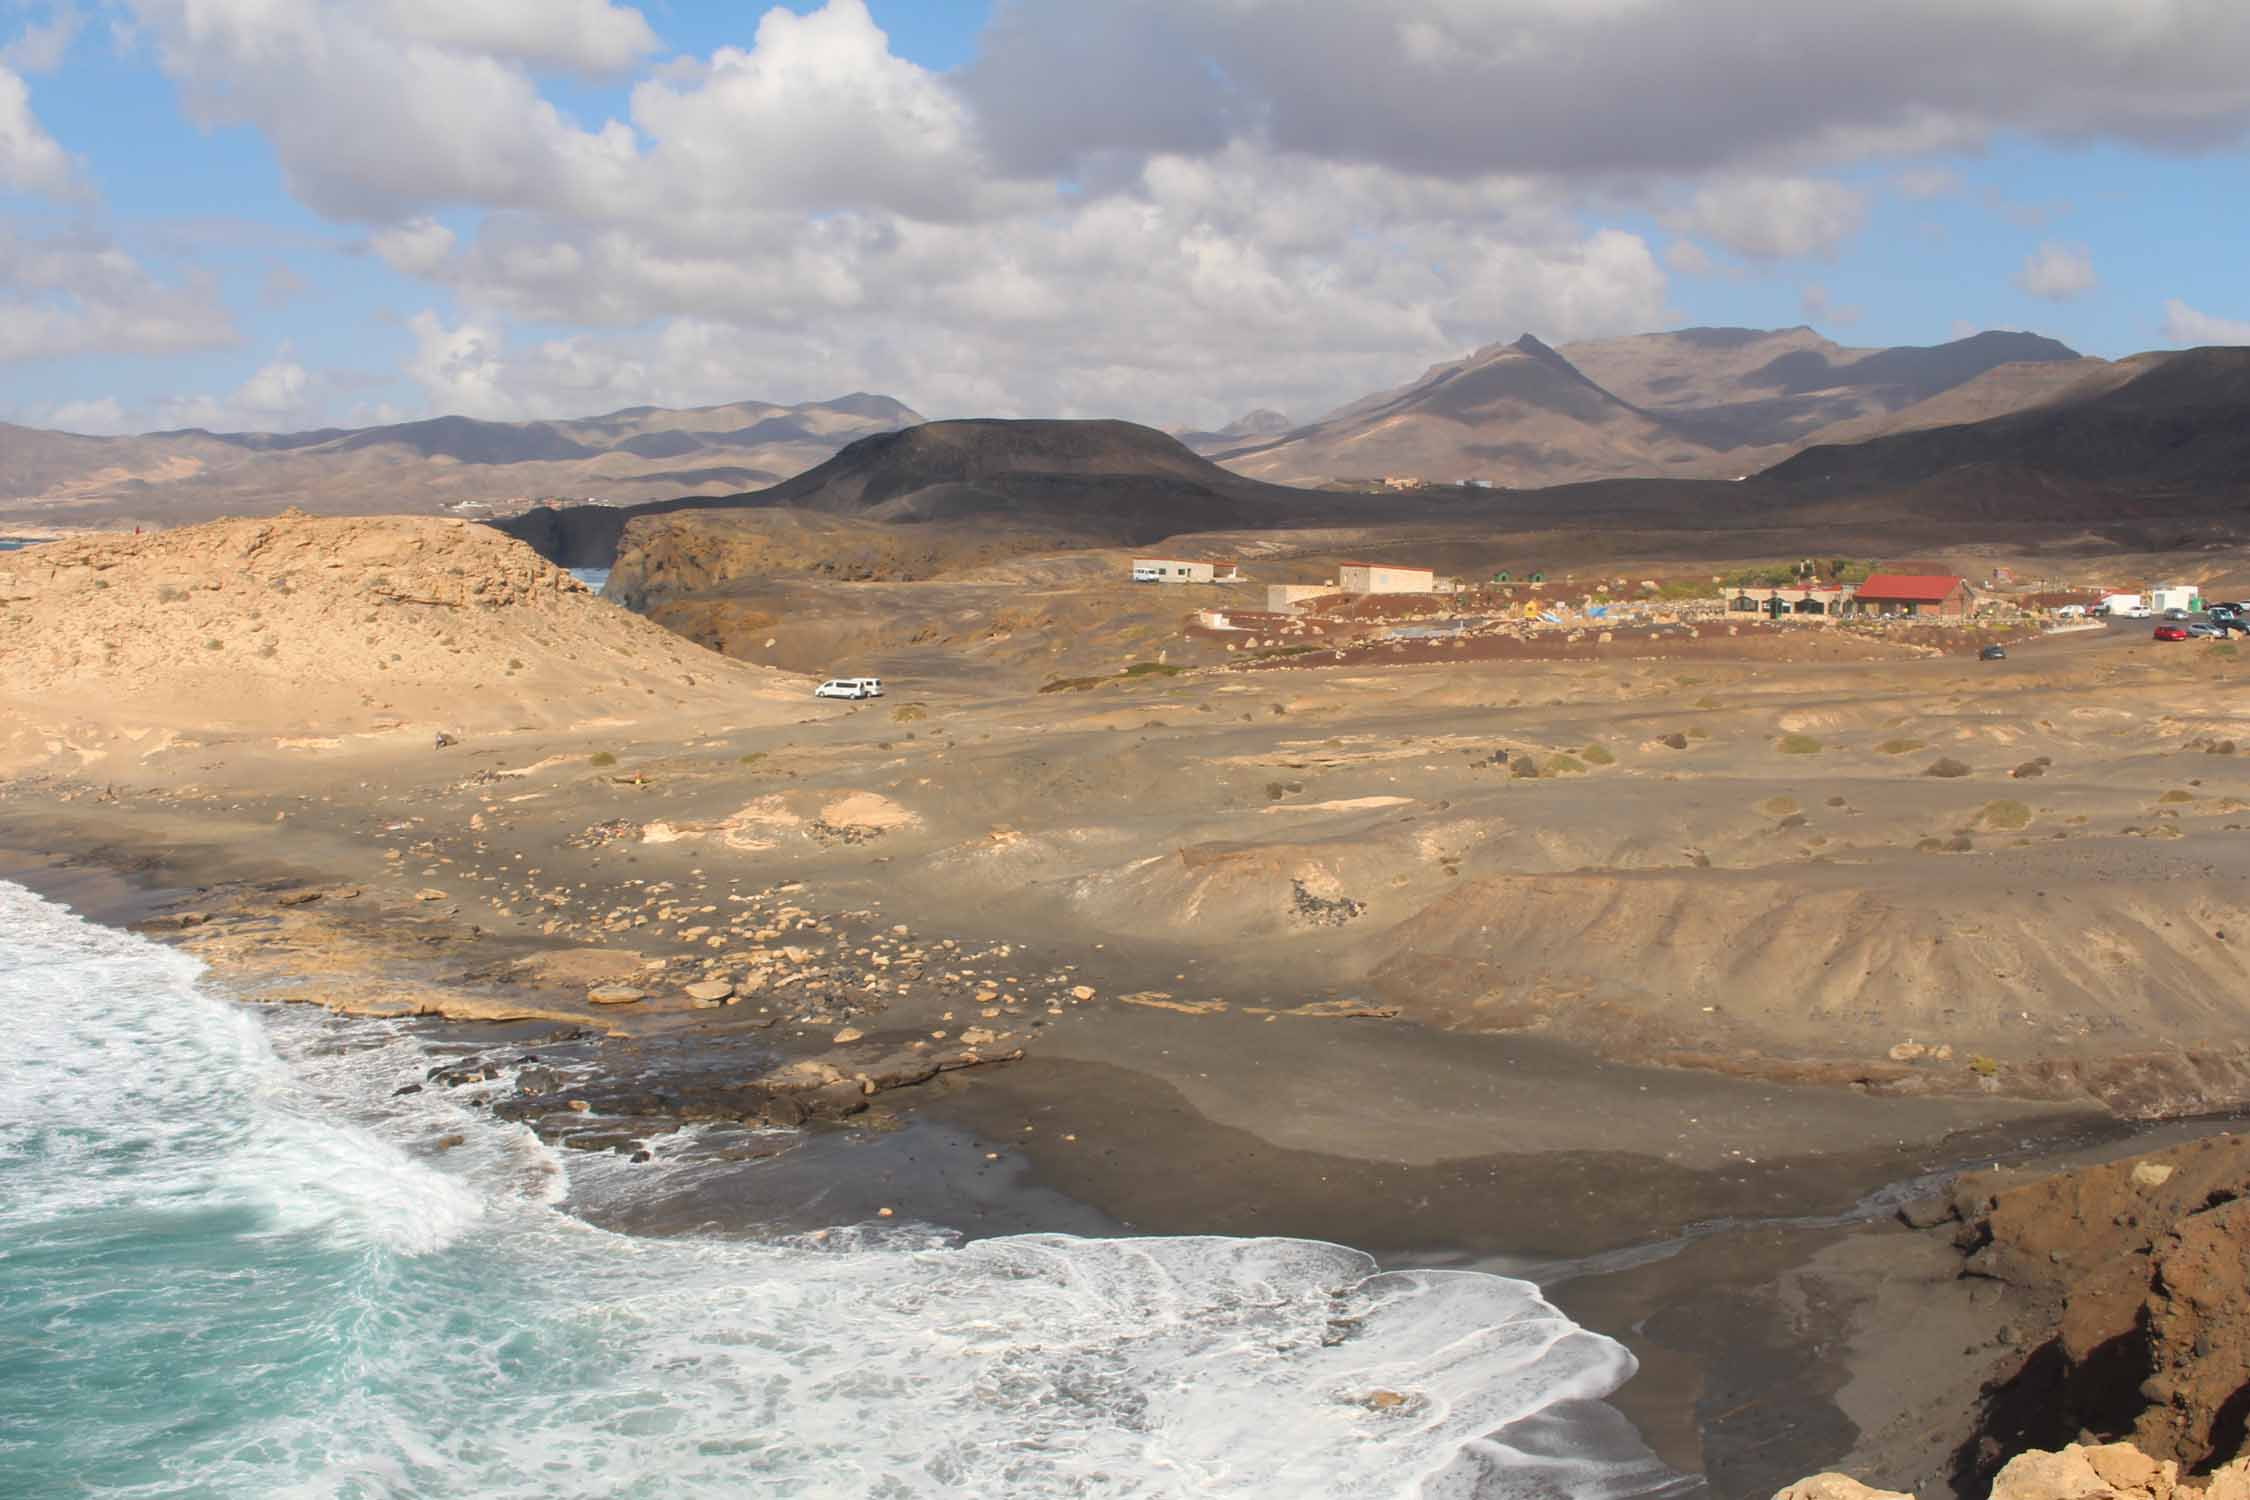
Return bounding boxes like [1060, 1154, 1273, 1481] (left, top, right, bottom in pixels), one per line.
[2011, 760, 2047, 779]
[2159, 789, 2196, 803]
[589, 751, 617, 768]
[1545, 753, 1587, 775]
[1760, 796, 1800, 817]
[891, 703, 928, 723]
[1580, 743, 1615, 766]
[1776, 733, 1823, 755]
[1877, 738, 1925, 755]
[203, 638, 222, 651]
[739, 752, 766, 766]
[1658, 732, 1689, 750]
[1981, 799, 2033, 830]
[1509, 754, 1541, 778]
[1924, 757, 1973, 778]
[1121, 661, 1184, 678]
[1967, 1054, 1999, 1078]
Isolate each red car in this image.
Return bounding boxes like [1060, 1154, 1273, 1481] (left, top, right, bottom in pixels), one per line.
[2154, 624, 2190, 641]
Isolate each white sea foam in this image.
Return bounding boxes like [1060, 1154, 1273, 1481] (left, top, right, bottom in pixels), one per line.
[0, 880, 1689, 1499]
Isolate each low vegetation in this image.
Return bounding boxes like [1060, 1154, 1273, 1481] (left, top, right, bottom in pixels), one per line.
[1925, 757, 1973, 778]
[1776, 733, 1823, 754]
[1580, 743, 1615, 766]
[1878, 737, 1926, 754]
[1980, 799, 2034, 830]
[589, 751, 617, 768]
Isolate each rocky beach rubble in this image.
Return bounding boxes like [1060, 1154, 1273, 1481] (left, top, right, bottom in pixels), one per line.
[1780, 1441, 2250, 1500]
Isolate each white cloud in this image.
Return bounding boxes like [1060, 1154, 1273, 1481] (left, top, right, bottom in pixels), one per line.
[155, 350, 321, 431]
[2162, 299, 2250, 346]
[374, 0, 657, 75]
[5, 4, 81, 74]
[0, 226, 235, 359]
[1667, 177, 1867, 260]
[964, 1, 2250, 180]
[1799, 283, 1862, 328]
[0, 61, 70, 192]
[2013, 241, 2097, 301]
[370, 217, 458, 275]
[44, 395, 128, 433]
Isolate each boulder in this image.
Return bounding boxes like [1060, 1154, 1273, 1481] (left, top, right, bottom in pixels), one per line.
[682, 979, 734, 1004]
[1769, 1478, 1909, 1500]
[586, 984, 647, 1005]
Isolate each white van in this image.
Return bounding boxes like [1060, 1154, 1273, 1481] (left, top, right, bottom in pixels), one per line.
[813, 677, 884, 700]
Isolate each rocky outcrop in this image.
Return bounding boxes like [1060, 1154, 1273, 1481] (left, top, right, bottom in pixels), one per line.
[1776, 1442, 2250, 1500]
[1914, 1135, 2250, 1486]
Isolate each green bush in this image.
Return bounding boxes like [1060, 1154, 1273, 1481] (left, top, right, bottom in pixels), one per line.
[1580, 743, 1615, 766]
[589, 751, 617, 768]
[1878, 737, 1926, 754]
[1545, 754, 1588, 775]
[1776, 733, 1823, 755]
[1924, 757, 1973, 778]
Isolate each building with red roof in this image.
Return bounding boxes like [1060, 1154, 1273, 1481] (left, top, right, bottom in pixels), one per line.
[1850, 573, 1973, 618]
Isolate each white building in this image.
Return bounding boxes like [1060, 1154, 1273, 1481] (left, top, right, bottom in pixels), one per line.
[1337, 562, 1436, 595]
[2150, 583, 2203, 614]
[1133, 557, 1240, 584]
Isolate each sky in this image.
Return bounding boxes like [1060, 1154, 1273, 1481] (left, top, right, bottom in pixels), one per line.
[3, 0, 2248, 437]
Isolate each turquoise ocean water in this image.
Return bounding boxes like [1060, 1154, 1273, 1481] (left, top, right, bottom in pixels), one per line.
[0, 880, 1684, 1498]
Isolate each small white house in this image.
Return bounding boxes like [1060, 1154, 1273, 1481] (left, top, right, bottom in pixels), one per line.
[1132, 558, 1240, 584]
[2150, 583, 2203, 614]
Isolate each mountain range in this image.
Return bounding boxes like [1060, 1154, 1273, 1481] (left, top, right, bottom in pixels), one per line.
[1195, 326, 2092, 488]
[0, 394, 924, 530]
[1, 324, 2236, 539]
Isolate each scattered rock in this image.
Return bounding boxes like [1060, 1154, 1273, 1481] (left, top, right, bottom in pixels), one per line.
[414, 887, 450, 902]
[586, 984, 647, 1006]
[682, 979, 734, 1004]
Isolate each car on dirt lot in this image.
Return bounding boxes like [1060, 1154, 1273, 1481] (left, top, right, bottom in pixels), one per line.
[1979, 644, 2007, 660]
[814, 678, 878, 699]
[2189, 622, 2225, 638]
[2154, 624, 2190, 641]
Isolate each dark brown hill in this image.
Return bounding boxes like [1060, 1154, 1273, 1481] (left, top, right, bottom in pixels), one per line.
[1759, 346, 2250, 512]
[499, 418, 1382, 567]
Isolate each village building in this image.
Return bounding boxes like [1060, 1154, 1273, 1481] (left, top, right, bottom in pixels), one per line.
[1726, 585, 1854, 615]
[1131, 557, 1241, 584]
[1337, 562, 1436, 595]
[2149, 582, 2203, 613]
[1849, 573, 1974, 618]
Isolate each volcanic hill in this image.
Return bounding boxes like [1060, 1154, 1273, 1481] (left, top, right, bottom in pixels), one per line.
[505, 418, 1383, 572]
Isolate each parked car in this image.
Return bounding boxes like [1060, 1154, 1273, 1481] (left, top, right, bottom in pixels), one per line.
[2189, 622, 2224, 638]
[2154, 625, 2190, 641]
[2164, 607, 2190, 620]
[1979, 644, 2007, 660]
[814, 678, 879, 699]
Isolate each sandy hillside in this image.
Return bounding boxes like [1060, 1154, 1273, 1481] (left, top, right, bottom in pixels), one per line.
[0, 510, 802, 766]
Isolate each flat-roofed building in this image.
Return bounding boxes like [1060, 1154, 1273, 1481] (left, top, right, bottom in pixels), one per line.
[1131, 558, 1241, 584]
[1337, 562, 1436, 595]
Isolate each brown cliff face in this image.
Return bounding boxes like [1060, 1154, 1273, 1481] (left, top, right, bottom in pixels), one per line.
[1929, 1136, 2250, 1485]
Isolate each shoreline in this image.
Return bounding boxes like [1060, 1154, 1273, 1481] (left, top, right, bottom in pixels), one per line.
[8, 828, 2234, 1498]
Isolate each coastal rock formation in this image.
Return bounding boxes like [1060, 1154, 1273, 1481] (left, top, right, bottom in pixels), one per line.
[1920, 1136, 2250, 1483]
[0, 510, 800, 765]
[1777, 1441, 2250, 1500]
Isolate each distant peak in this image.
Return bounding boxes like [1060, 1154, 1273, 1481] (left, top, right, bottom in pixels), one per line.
[1510, 333, 1558, 358]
